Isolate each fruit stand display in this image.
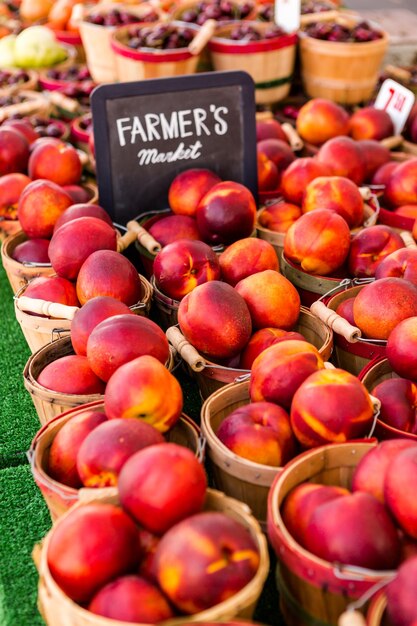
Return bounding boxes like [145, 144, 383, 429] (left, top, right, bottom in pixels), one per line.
[3, 2, 417, 626]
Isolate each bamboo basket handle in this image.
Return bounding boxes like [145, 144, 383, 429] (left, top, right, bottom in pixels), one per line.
[310, 300, 362, 342]
[384, 64, 412, 83]
[166, 326, 206, 372]
[116, 229, 139, 252]
[338, 609, 367, 626]
[15, 296, 79, 319]
[400, 231, 417, 248]
[126, 220, 161, 255]
[282, 122, 304, 152]
[188, 19, 217, 55]
[380, 135, 404, 150]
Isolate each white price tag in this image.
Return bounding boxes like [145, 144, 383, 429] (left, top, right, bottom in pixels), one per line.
[374, 78, 415, 135]
[274, 0, 300, 33]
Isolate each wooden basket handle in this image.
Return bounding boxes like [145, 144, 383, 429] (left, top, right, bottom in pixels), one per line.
[400, 231, 417, 248]
[384, 64, 412, 83]
[310, 300, 362, 343]
[126, 220, 162, 255]
[15, 296, 79, 320]
[282, 122, 304, 152]
[116, 229, 139, 252]
[359, 187, 373, 201]
[380, 135, 404, 150]
[78, 486, 118, 502]
[46, 91, 80, 114]
[338, 609, 367, 626]
[188, 19, 217, 55]
[166, 326, 206, 372]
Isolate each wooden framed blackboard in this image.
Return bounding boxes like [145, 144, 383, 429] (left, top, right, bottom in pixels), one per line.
[91, 71, 258, 225]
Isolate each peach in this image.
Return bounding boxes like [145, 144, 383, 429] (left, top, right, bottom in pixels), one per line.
[0, 126, 30, 176]
[153, 511, 260, 613]
[196, 181, 257, 245]
[385, 446, 417, 538]
[256, 118, 288, 143]
[371, 161, 398, 187]
[62, 184, 93, 205]
[302, 176, 364, 228]
[168, 168, 221, 217]
[296, 98, 350, 146]
[335, 297, 356, 325]
[386, 556, 417, 626]
[317, 136, 366, 185]
[76, 419, 164, 487]
[257, 201, 302, 233]
[304, 491, 400, 570]
[17, 179, 73, 239]
[290, 368, 374, 448]
[250, 339, 324, 409]
[2, 118, 39, 145]
[240, 328, 306, 370]
[281, 157, 333, 205]
[76, 250, 142, 306]
[86, 314, 170, 382]
[11, 238, 50, 264]
[153, 239, 221, 300]
[387, 316, 417, 381]
[357, 139, 391, 181]
[372, 378, 417, 434]
[88, 575, 174, 622]
[0, 172, 31, 221]
[353, 277, 417, 340]
[28, 140, 82, 186]
[47, 502, 141, 603]
[37, 355, 106, 395]
[394, 204, 417, 220]
[48, 409, 108, 489]
[349, 106, 394, 141]
[257, 151, 280, 192]
[257, 138, 295, 173]
[216, 401, 296, 466]
[219, 237, 279, 287]
[71, 296, 133, 356]
[104, 355, 183, 432]
[235, 268, 300, 329]
[348, 225, 405, 278]
[352, 439, 417, 503]
[24, 275, 79, 306]
[48, 216, 118, 280]
[53, 203, 113, 232]
[148, 214, 201, 247]
[284, 208, 351, 275]
[375, 248, 417, 286]
[118, 442, 207, 534]
[138, 528, 160, 582]
[177, 280, 252, 360]
[281, 483, 349, 546]
[385, 159, 417, 207]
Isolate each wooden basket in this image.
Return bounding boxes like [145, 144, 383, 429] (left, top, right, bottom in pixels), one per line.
[201, 379, 284, 528]
[79, 3, 165, 83]
[367, 590, 389, 626]
[1, 230, 54, 294]
[167, 305, 333, 400]
[111, 21, 203, 82]
[29, 401, 205, 521]
[23, 336, 175, 425]
[298, 20, 389, 104]
[0, 89, 50, 123]
[14, 274, 153, 354]
[267, 441, 396, 626]
[255, 208, 285, 271]
[36, 488, 270, 626]
[151, 276, 180, 331]
[358, 356, 417, 441]
[208, 23, 297, 105]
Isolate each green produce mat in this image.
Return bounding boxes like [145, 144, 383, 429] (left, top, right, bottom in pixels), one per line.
[0, 260, 282, 626]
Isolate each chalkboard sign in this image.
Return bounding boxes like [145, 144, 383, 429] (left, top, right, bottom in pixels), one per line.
[91, 71, 258, 225]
